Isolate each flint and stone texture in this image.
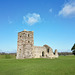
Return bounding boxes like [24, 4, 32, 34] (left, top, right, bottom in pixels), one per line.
[16, 30, 58, 59]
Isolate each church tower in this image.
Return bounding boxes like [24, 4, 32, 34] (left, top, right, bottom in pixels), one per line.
[16, 30, 34, 59]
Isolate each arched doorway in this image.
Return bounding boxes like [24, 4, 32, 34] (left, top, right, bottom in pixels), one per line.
[42, 51, 44, 57]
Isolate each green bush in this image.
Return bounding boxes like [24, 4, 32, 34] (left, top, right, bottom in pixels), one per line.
[5, 54, 11, 59]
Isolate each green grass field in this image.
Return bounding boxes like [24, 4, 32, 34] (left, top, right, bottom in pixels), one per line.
[0, 55, 75, 75]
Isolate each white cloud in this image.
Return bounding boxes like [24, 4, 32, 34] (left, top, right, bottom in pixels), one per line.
[23, 13, 41, 25]
[58, 1, 75, 17]
[49, 8, 52, 13]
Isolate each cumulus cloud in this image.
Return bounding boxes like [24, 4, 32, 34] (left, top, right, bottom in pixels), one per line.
[23, 13, 41, 25]
[58, 1, 75, 17]
[49, 8, 52, 13]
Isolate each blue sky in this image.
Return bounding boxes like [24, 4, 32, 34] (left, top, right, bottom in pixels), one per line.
[0, 0, 75, 53]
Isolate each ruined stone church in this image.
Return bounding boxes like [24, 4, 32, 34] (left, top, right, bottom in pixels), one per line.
[16, 30, 58, 59]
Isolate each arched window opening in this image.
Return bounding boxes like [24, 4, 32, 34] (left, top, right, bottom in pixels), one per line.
[42, 51, 44, 56]
[28, 34, 29, 37]
[28, 41, 30, 43]
[47, 49, 49, 53]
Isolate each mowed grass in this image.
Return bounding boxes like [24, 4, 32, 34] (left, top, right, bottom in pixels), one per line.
[0, 55, 75, 75]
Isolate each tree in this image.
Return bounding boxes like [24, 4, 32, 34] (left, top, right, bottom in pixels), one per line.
[71, 44, 75, 55]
